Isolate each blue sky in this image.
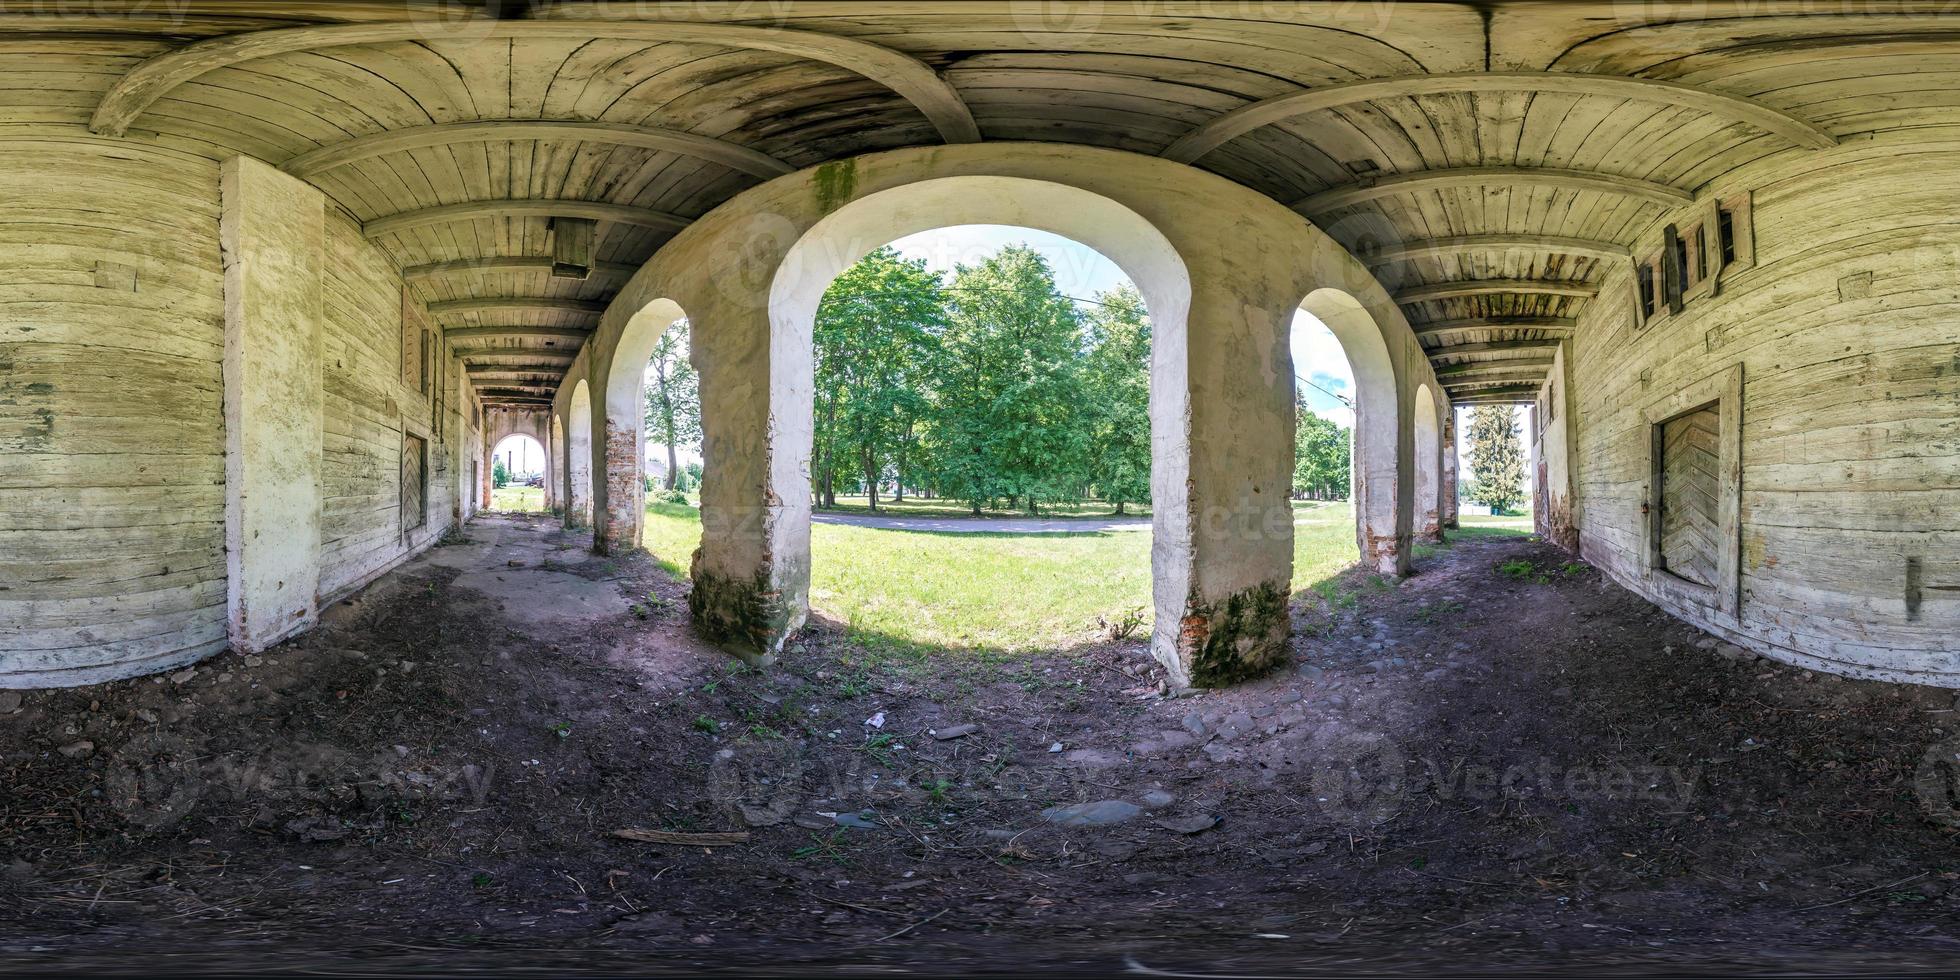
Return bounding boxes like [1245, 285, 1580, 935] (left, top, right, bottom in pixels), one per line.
[888, 225, 1358, 427]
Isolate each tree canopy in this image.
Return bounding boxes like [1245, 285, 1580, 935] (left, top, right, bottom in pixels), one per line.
[643, 319, 700, 491]
[1466, 405, 1527, 513]
[649, 238, 1360, 515]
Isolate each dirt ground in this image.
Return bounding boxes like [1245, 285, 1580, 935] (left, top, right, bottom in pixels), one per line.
[5, 512, 1960, 974]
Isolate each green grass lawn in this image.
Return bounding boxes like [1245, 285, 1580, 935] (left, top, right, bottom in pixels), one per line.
[816, 494, 1148, 519]
[641, 497, 1527, 659]
[491, 485, 545, 513]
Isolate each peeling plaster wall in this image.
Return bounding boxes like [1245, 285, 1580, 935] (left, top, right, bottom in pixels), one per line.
[1570, 136, 1960, 685]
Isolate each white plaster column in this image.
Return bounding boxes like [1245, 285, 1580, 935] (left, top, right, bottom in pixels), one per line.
[220, 156, 324, 653]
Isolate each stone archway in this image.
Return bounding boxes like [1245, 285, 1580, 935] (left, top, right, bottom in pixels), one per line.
[596, 298, 688, 554]
[1413, 383, 1442, 543]
[561, 143, 1438, 688]
[1299, 288, 1406, 574]
[566, 380, 593, 529]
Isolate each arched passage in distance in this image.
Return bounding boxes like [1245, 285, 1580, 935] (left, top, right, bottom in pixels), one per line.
[488, 434, 547, 512]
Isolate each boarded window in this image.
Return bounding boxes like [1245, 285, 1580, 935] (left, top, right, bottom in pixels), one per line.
[1657, 403, 1720, 588]
[402, 433, 428, 532]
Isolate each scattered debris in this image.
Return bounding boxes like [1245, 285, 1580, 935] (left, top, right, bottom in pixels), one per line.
[611, 829, 751, 847]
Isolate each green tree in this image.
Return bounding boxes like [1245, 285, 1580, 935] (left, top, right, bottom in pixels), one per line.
[1081, 284, 1152, 514]
[929, 245, 1091, 515]
[1293, 402, 1351, 500]
[812, 246, 947, 511]
[1467, 405, 1527, 513]
[492, 457, 510, 489]
[643, 319, 700, 491]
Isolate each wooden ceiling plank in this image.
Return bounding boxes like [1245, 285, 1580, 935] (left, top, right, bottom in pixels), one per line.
[90, 20, 979, 144]
[364, 200, 688, 239]
[283, 120, 793, 180]
[1399, 279, 1599, 304]
[1297, 166, 1690, 212]
[1163, 70, 1838, 163]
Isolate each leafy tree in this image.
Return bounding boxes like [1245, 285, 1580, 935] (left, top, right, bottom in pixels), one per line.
[492, 457, 510, 489]
[1293, 402, 1351, 500]
[1080, 284, 1152, 514]
[812, 246, 948, 511]
[929, 245, 1091, 515]
[1467, 405, 1527, 513]
[643, 319, 700, 491]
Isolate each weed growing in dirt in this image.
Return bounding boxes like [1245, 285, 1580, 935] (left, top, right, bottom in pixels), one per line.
[1414, 600, 1465, 624]
[691, 715, 720, 734]
[861, 732, 899, 767]
[792, 832, 852, 866]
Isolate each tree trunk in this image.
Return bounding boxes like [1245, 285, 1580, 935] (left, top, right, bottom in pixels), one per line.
[863, 446, 879, 513]
[1115, 500, 1126, 516]
[664, 441, 679, 491]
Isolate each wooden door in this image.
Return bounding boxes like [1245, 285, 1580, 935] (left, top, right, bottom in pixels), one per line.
[1658, 405, 1720, 587]
[401, 434, 427, 532]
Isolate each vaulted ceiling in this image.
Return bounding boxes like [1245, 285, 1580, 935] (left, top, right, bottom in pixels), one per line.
[12, 0, 1952, 407]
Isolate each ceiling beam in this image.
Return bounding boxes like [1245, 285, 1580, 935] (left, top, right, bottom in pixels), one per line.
[1450, 388, 1541, 404]
[454, 346, 578, 357]
[90, 20, 978, 144]
[428, 298, 607, 321]
[1363, 234, 1631, 265]
[1297, 167, 1690, 213]
[476, 385, 560, 397]
[441, 325, 591, 344]
[466, 363, 569, 376]
[365, 200, 688, 239]
[405, 256, 639, 285]
[1399, 280, 1600, 305]
[1411, 316, 1578, 337]
[283, 120, 793, 181]
[1437, 357, 1555, 377]
[1424, 339, 1561, 358]
[1162, 70, 1836, 164]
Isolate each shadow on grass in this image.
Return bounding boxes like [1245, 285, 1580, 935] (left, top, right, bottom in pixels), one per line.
[643, 498, 1537, 676]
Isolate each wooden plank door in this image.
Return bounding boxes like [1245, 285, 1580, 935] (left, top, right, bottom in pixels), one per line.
[1658, 405, 1720, 587]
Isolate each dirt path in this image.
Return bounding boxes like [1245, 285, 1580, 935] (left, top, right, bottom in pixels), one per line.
[4, 515, 1959, 972]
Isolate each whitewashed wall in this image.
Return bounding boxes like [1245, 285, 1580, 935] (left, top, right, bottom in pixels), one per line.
[1570, 134, 1960, 684]
[0, 44, 480, 685]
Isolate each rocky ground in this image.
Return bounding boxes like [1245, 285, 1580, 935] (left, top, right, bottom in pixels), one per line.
[4, 513, 1960, 973]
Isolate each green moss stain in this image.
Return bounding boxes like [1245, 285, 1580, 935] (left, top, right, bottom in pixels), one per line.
[687, 554, 800, 665]
[812, 160, 858, 215]
[1180, 580, 1290, 687]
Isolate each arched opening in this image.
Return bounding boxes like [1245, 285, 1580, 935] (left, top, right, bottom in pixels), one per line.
[488, 434, 546, 513]
[1413, 383, 1442, 542]
[602, 299, 690, 553]
[1296, 288, 1403, 576]
[566, 379, 593, 528]
[757, 176, 1193, 667]
[1288, 309, 1360, 595]
[549, 413, 567, 515]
